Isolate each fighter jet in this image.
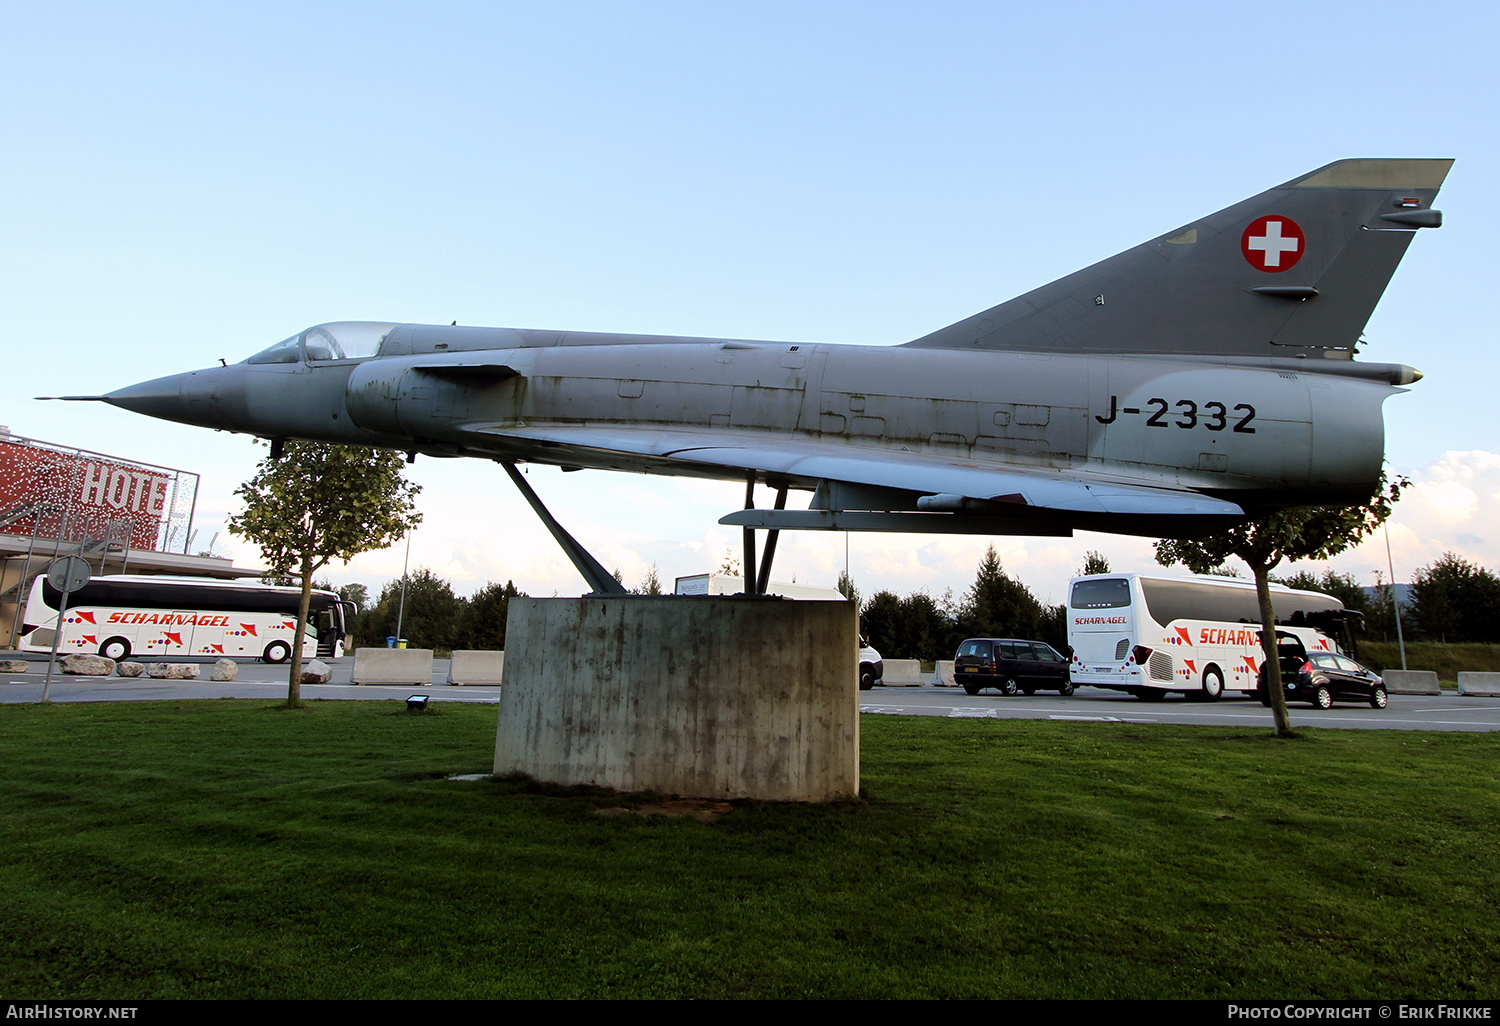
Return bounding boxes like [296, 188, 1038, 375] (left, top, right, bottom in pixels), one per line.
[59, 158, 1450, 593]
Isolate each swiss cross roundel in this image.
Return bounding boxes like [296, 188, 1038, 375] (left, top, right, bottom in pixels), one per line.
[1241, 215, 1305, 272]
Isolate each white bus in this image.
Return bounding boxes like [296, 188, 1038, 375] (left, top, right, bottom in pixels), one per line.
[19, 574, 356, 663]
[1066, 573, 1354, 701]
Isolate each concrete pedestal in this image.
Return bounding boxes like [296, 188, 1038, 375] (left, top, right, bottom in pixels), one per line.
[494, 596, 859, 801]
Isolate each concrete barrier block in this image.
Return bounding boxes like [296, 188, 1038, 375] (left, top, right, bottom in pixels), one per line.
[0, 659, 31, 674]
[1457, 672, 1500, 697]
[1382, 669, 1441, 695]
[495, 596, 858, 802]
[881, 658, 925, 686]
[352, 648, 434, 685]
[449, 650, 504, 685]
[932, 660, 956, 686]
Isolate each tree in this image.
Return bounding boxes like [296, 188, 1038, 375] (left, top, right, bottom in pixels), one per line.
[836, 568, 860, 610]
[362, 568, 463, 652]
[315, 579, 373, 649]
[897, 591, 955, 662]
[858, 589, 957, 661]
[335, 581, 369, 611]
[1409, 553, 1500, 643]
[227, 441, 421, 704]
[1037, 602, 1068, 651]
[859, 590, 902, 657]
[1154, 477, 1404, 736]
[1276, 569, 1370, 622]
[957, 545, 1046, 642]
[634, 563, 664, 595]
[1078, 550, 1111, 576]
[460, 580, 525, 650]
[1366, 571, 1406, 643]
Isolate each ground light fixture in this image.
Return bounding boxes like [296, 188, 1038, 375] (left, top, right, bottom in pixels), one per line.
[406, 694, 429, 713]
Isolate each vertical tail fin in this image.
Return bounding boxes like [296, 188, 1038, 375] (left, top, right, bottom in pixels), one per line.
[904, 158, 1452, 360]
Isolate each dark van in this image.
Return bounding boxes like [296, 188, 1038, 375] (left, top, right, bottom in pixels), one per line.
[954, 638, 1074, 696]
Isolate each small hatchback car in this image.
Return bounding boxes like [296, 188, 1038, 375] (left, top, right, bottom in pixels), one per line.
[1260, 651, 1388, 710]
[954, 638, 1073, 696]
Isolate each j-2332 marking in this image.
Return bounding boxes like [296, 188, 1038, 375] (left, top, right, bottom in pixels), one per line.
[1095, 395, 1256, 433]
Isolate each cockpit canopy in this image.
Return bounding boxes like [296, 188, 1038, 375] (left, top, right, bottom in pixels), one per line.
[243, 322, 397, 365]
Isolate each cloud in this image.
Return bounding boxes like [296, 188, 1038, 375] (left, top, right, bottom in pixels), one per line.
[1243, 450, 1500, 588]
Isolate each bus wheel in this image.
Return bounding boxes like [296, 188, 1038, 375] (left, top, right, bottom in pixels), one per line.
[1200, 668, 1224, 702]
[99, 637, 131, 661]
[263, 641, 291, 664]
[859, 668, 874, 691]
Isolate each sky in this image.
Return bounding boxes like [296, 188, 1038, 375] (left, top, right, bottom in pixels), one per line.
[7, 1, 1498, 609]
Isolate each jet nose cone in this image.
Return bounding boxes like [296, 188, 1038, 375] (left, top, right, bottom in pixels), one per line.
[104, 372, 190, 420]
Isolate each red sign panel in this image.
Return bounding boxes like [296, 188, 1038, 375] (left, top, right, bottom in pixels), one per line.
[0, 441, 173, 548]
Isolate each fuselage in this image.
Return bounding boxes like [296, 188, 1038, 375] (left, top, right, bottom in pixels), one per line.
[104, 321, 1408, 511]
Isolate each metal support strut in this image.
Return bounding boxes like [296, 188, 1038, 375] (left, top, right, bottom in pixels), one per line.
[499, 462, 627, 596]
[741, 475, 788, 595]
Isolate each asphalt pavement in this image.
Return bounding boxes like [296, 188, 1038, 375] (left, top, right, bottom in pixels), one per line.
[4, 653, 1498, 732]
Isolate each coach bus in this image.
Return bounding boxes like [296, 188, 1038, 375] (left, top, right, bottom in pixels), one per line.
[19, 574, 356, 663]
[1066, 573, 1357, 701]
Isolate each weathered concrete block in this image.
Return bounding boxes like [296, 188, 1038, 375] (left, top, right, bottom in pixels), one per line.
[301, 659, 332, 685]
[211, 658, 238, 682]
[448, 650, 504, 685]
[1457, 672, 1500, 697]
[61, 654, 115, 676]
[494, 596, 859, 802]
[116, 661, 145, 677]
[147, 662, 200, 680]
[881, 658, 924, 686]
[1383, 669, 1441, 695]
[932, 660, 956, 686]
[0, 659, 31, 674]
[351, 648, 433, 685]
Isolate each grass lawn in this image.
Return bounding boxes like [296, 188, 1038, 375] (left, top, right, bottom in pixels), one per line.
[1, 700, 1497, 999]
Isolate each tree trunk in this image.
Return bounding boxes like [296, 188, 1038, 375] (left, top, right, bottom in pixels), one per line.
[289, 558, 314, 706]
[1252, 561, 1295, 737]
